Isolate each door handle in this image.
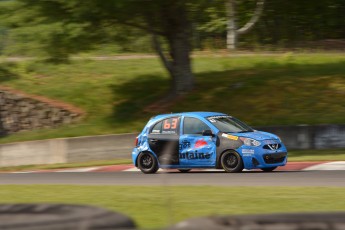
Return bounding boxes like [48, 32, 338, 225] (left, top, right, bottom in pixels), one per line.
[150, 139, 158, 143]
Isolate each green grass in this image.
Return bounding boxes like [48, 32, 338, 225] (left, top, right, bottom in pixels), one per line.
[288, 149, 345, 162]
[0, 158, 131, 172]
[0, 185, 344, 229]
[1, 52, 345, 143]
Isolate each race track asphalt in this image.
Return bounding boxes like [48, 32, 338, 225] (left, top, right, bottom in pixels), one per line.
[1, 170, 344, 186]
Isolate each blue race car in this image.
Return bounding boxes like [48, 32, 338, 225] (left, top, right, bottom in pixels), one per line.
[132, 112, 287, 174]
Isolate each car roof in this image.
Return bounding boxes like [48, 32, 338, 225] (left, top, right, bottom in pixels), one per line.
[150, 111, 227, 121]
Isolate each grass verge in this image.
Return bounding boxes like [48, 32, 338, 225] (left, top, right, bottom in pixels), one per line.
[0, 53, 345, 143]
[0, 185, 344, 229]
[288, 148, 345, 162]
[0, 159, 131, 172]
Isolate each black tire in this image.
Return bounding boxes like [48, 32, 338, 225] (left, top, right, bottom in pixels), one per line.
[178, 169, 191, 173]
[0, 204, 136, 230]
[169, 212, 345, 230]
[137, 152, 159, 174]
[220, 150, 243, 173]
[261, 167, 277, 172]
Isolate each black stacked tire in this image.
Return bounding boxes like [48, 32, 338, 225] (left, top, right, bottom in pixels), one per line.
[0, 204, 136, 230]
[167, 212, 345, 230]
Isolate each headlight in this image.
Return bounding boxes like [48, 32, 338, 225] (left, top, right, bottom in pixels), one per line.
[240, 137, 261, 146]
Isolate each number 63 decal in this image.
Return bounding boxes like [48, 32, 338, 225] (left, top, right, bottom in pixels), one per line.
[163, 118, 179, 130]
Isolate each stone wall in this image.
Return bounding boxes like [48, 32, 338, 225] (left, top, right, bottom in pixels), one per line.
[0, 87, 83, 134]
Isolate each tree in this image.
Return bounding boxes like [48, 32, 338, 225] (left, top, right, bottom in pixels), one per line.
[3, 0, 209, 98]
[226, 0, 264, 50]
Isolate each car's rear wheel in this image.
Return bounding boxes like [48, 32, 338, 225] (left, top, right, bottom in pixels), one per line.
[138, 152, 159, 174]
[221, 150, 243, 173]
[261, 167, 277, 172]
[178, 169, 191, 173]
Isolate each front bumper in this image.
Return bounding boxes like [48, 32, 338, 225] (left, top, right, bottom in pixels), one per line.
[239, 142, 288, 169]
[132, 147, 141, 166]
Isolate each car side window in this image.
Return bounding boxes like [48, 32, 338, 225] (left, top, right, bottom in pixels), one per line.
[183, 117, 210, 135]
[150, 121, 163, 134]
[150, 117, 180, 135]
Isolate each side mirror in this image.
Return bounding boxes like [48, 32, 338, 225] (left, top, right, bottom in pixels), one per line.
[202, 130, 213, 136]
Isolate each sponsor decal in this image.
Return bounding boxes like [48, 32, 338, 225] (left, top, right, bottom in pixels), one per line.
[207, 115, 231, 120]
[152, 129, 160, 134]
[242, 149, 254, 154]
[221, 133, 239, 140]
[179, 150, 211, 160]
[179, 140, 191, 150]
[195, 139, 208, 148]
[162, 130, 176, 134]
[180, 139, 208, 150]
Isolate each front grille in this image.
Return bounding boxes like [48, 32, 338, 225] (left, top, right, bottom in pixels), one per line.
[263, 143, 281, 150]
[263, 153, 286, 164]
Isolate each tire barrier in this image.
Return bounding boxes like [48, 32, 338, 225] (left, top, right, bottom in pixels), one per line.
[0, 204, 136, 230]
[168, 212, 345, 230]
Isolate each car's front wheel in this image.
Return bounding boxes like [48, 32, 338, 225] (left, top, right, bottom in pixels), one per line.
[261, 167, 277, 172]
[137, 152, 159, 174]
[221, 150, 243, 173]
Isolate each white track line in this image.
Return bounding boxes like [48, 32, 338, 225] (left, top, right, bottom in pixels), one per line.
[57, 167, 102, 172]
[304, 161, 345, 171]
[123, 167, 140, 172]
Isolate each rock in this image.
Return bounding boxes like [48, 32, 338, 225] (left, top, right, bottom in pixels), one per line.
[0, 89, 82, 134]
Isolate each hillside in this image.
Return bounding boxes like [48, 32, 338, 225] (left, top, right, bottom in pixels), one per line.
[0, 53, 345, 143]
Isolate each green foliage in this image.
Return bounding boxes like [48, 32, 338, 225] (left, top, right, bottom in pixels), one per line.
[1, 0, 194, 59]
[1, 0, 154, 58]
[194, 0, 345, 49]
[249, 0, 345, 47]
[2, 0, 345, 55]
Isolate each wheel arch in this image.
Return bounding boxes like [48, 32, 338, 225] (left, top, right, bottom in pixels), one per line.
[216, 149, 240, 169]
[135, 150, 158, 167]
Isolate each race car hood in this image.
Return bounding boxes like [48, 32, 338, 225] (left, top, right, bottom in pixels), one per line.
[231, 131, 279, 141]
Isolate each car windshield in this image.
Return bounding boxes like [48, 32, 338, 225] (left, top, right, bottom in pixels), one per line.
[207, 116, 254, 133]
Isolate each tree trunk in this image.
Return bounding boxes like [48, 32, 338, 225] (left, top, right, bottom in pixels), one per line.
[226, 0, 237, 50]
[167, 32, 194, 96]
[151, 1, 194, 98]
[226, 0, 265, 50]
